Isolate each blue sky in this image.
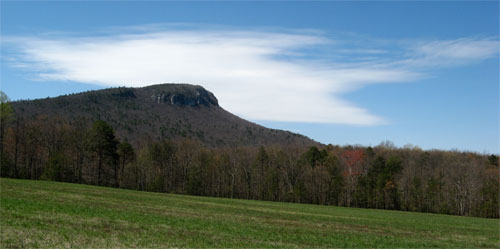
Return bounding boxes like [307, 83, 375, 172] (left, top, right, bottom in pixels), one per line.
[1, 1, 499, 153]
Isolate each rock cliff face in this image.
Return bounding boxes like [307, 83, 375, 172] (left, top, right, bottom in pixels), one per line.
[150, 85, 218, 107]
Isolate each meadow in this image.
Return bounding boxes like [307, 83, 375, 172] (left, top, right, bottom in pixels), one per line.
[1, 178, 498, 248]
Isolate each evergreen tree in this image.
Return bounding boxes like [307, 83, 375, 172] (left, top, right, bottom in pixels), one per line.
[117, 141, 136, 187]
[88, 120, 118, 186]
[0, 91, 13, 176]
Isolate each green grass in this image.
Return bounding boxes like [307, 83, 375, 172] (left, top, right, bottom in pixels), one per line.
[1, 178, 498, 248]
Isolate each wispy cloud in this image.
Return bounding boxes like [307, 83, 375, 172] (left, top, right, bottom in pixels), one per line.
[2, 26, 498, 125]
[403, 37, 499, 67]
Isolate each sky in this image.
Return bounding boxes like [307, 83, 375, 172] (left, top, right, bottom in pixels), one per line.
[1, 1, 499, 153]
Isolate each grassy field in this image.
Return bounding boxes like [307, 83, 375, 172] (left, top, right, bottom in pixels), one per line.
[1, 178, 498, 248]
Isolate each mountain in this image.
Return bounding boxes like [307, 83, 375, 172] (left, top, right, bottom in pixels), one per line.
[11, 83, 318, 147]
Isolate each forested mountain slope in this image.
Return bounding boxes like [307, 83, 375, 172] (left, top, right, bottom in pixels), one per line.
[11, 84, 317, 147]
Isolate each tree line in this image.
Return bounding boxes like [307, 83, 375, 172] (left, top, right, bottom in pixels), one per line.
[1, 93, 498, 218]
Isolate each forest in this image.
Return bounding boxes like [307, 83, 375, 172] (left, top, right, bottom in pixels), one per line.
[0, 92, 498, 218]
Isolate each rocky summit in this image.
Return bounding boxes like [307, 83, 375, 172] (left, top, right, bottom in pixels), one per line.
[149, 84, 218, 107]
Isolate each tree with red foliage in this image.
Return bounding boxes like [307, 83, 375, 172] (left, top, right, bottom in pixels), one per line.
[340, 149, 365, 205]
[341, 149, 365, 177]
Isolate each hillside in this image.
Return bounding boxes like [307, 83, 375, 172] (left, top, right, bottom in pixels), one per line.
[11, 84, 317, 147]
[1, 178, 498, 248]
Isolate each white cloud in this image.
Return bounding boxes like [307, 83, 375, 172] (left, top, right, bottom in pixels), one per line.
[3, 28, 498, 125]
